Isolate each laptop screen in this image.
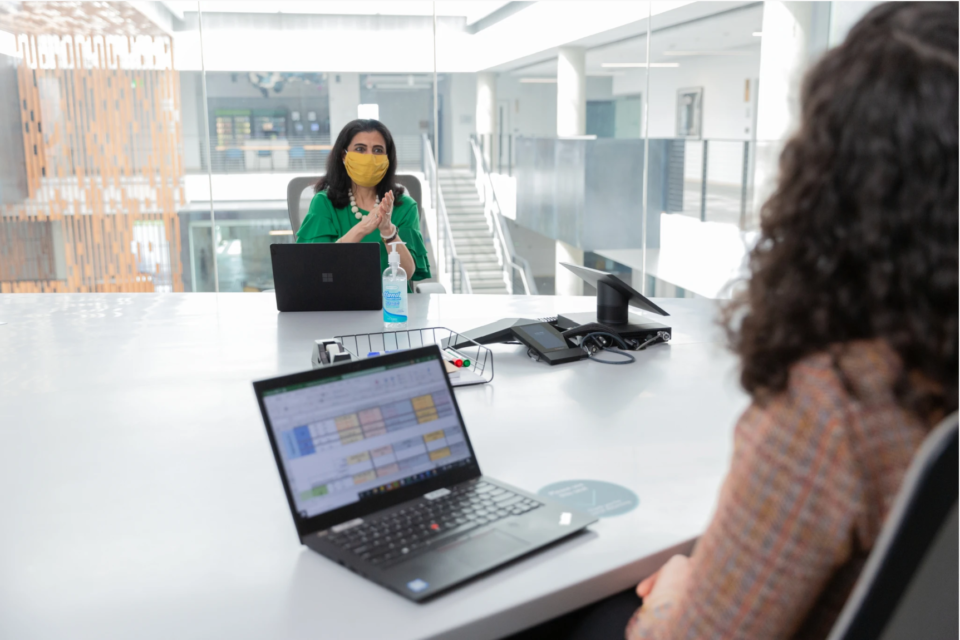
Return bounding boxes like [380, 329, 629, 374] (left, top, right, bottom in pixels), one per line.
[261, 354, 475, 519]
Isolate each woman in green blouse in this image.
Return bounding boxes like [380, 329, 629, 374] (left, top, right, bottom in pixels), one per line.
[296, 119, 431, 289]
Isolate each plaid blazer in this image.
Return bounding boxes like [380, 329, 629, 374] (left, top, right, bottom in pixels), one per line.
[627, 340, 928, 639]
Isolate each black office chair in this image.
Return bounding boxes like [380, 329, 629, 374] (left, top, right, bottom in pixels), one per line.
[827, 411, 958, 640]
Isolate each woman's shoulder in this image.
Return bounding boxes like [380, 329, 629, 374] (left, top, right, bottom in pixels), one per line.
[312, 189, 353, 215]
[311, 189, 334, 208]
[740, 343, 924, 554]
[786, 340, 902, 405]
[744, 340, 913, 451]
[392, 191, 421, 227]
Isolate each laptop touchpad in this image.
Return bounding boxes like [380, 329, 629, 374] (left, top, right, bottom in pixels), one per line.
[438, 530, 528, 569]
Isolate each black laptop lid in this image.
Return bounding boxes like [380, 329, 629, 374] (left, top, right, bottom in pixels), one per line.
[253, 346, 483, 540]
[270, 243, 381, 312]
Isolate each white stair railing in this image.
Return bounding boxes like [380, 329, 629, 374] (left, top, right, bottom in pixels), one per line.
[469, 136, 537, 295]
[421, 134, 472, 294]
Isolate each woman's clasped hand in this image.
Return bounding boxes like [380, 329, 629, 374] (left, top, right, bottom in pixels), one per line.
[341, 188, 396, 242]
[375, 190, 396, 238]
[353, 207, 382, 237]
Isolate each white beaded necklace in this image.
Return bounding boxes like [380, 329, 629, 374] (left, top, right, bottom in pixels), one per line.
[349, 188, 380, 221]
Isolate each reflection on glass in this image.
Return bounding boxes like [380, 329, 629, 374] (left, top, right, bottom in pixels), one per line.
[187, 71, 332, 175]
[0, 2, 859, 299]
[191, 3, 437, 293]
[184, 214, 293, 293]
[589, 2, 768, 299]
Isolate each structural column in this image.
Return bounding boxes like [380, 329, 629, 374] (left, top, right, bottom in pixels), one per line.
[556, 47, 586, 137]
[475, 72, 497, 169]
[555, 47, 587, 295]
[329, 73, 361, 140]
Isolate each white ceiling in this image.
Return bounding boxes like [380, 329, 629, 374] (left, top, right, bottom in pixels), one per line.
[166, 1, 764, 74]
[504, 2, 763, 77]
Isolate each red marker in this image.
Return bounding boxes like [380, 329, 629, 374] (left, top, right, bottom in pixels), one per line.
[443, 349, 466, 368]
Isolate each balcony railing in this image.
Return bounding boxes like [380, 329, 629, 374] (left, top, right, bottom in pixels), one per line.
[509, 135, 780, 236]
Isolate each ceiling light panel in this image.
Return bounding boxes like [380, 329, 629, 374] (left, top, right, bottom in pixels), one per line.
[663, 51, 754, 56]
[601, 62, 680, 68]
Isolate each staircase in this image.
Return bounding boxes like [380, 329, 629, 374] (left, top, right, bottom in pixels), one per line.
[438, 168, 508, 294]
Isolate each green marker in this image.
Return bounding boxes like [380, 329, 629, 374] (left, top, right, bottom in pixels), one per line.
[443, 348, 471, 368]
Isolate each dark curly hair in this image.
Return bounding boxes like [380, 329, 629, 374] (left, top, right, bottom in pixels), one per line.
[315, 119, 405, 207]
[724, 2, 958, 424]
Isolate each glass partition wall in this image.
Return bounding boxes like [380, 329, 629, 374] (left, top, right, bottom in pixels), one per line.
[0, 2, 864, 298]
[186, 3, 438, 293]
[597, 2, 767, 300]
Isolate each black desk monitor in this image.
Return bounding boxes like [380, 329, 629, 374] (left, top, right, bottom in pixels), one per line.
[271, 243, 381, 312]
[559, 263, 668, 320]
[556, 262, 671, 342]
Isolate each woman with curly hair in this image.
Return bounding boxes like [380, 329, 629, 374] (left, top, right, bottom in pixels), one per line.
[627, 3, 957, 639]
[510, 3, 956, 639]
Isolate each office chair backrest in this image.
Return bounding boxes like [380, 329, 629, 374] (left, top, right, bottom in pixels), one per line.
[827, 412, 958, 640]
[286, 174, 424, 236]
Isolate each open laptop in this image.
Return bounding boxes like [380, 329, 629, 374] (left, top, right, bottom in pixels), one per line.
[253, 346, 596, 601]
[270, 243, 381, 312]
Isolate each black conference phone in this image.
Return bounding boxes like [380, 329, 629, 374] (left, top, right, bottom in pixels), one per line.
[510, 322, 587, 365]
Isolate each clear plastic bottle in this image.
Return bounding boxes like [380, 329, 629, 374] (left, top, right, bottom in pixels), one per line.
[382, 241, 408, 329]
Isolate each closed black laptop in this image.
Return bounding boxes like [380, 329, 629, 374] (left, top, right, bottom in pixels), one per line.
[270, 243, 381, 312]
[253, 346, 596, 601]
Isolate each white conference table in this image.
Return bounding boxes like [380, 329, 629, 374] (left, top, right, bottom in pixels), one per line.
[0, 293, 749, 640]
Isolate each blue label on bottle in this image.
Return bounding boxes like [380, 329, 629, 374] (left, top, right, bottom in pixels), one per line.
[384, 290, 403, 309]
[383, 309, 407, 322]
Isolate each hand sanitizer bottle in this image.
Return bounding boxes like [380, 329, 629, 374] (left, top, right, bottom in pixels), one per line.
[383, 241, 408, 328]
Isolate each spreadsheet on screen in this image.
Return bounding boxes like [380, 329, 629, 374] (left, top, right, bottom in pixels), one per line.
[262, 357, 474, 517]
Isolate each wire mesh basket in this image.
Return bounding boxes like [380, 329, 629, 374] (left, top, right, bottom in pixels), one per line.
[335, 327, 494, 387]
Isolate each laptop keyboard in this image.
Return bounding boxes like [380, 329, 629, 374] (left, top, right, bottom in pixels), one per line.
[326, 480, 542, 567]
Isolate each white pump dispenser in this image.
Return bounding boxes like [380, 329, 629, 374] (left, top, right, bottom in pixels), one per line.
[382, 241, 408, 328]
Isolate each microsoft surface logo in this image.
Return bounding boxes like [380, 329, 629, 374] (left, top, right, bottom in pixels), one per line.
[322, 273, 333, 283]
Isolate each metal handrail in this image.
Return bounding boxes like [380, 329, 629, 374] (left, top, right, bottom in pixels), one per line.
[469, 135, 537, 295]
[421, 135, 472, 294]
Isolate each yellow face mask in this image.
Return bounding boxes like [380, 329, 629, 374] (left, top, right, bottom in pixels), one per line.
[343, 151, 389, 188]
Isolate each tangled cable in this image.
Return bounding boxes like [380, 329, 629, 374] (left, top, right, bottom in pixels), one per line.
[578, 331, 636, 365]
[524, 321, 670, 365]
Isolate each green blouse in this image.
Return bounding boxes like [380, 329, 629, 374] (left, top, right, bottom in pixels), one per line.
[296, 190, 432, 286]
